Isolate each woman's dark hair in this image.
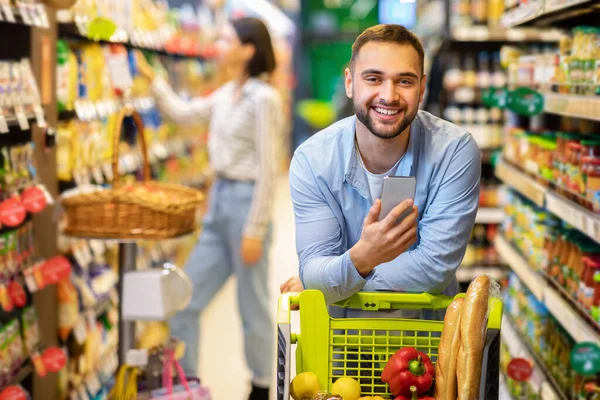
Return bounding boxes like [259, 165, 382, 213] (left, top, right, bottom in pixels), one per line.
[231, 17, 276, 78]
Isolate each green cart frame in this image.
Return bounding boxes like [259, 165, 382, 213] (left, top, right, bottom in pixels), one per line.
[277, 290, 503, 399]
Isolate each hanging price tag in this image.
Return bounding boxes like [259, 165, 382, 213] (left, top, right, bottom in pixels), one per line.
[33, 104, 46, 128]
[35, 4, 48, 28]
[13, 105, 29, 130]
[21, 186, 47, 214]
[0, 197, 27, 227]
[16, 2, 32, 25]
[27, 2, 41, 27]
[24, 267, 38, 293]
[1, 4, 16, 23]
[38, 184, 54, 205]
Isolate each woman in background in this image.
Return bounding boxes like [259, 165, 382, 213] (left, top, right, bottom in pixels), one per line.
[136, 17, 282, 400]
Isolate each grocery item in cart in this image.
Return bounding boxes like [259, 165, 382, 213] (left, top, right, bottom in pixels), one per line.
[434, 298, 464, 400]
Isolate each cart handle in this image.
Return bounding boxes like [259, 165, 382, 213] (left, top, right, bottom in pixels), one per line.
[277, 291, 503, 330]
[333, 291, 456, 311]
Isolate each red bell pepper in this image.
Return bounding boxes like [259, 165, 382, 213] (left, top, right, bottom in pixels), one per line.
[394, 386, 435, 400]
[381, 347, 435, 397]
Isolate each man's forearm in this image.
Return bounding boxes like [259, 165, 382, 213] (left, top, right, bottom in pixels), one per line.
[300, 250, 369, 304]
[362, 247, 458, 294]
[348, 240, 377, 277]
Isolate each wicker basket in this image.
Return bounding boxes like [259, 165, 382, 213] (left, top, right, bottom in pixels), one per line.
[61, 105, 204, 240]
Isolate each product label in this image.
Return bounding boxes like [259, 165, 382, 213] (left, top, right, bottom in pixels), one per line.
[8, 281, 26, 308]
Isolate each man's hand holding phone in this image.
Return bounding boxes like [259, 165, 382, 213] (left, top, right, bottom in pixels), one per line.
[349, 198, 418, 277]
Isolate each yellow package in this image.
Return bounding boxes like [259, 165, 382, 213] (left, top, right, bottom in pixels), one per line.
[56, 122, 75, 181]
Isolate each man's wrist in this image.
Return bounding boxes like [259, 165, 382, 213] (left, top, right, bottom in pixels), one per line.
[349, 241, 374, 277]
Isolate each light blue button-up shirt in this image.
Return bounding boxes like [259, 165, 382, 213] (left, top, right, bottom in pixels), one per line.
[290, 110, 481, 306]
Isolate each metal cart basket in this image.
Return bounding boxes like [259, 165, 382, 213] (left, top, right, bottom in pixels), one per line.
[277, 290, 503, 400]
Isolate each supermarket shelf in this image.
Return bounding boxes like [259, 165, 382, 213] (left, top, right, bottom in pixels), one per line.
[8, 359, 33, 386]
[546, 275, 600, 337]
[501, 0, 599, 27]
[59, 97, 155, 122]
[543, 286, 600, 344]
[0, 4, 49, 28]
[495, 159, 546, 207]
[495, 235, 545, 300]
[497, 158, 600, 244]
[496, 234, 600, 343]
[58, 22, 212, 59]
[456, 265, 508, 282]
[5, 113, 39, 128]
[545, 191, 600, 243]
[475, 207, 504, 224]
[451, 25, 564, 42]
[502, 316, 566, 400]
[543, 92, 600, 122]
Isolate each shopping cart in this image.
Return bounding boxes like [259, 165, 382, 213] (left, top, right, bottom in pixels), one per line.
[277, 290, 503, 400]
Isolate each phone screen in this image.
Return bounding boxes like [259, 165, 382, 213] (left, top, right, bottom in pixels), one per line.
[379, 176, 417, 222]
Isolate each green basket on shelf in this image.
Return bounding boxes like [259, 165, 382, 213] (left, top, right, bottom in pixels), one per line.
[277, 290, 503, 399]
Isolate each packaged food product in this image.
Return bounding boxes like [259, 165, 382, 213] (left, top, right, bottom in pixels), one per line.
[580, 256, 600, 309]
[21, 306, 40, 355]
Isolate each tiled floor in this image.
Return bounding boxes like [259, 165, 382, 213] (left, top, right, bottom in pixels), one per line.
[198, 174, 300, 399]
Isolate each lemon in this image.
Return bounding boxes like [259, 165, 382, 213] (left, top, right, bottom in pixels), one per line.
[290, 372, 320, 400]
[331, 377, 362, 400]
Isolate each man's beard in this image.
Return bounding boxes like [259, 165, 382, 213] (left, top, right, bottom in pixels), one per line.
[354, 101, 417, 140]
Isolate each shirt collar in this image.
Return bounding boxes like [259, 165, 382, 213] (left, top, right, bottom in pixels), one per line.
[344, 113, 419, 198]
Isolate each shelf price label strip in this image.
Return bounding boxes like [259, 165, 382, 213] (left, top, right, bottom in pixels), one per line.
[496, 160, 547, 207]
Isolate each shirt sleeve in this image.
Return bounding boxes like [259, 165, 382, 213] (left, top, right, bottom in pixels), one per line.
[243, 89, 282, 240]
[362, 134, 481, 294]
[151, 77, 217, 125]
[290, 152, 371, 304]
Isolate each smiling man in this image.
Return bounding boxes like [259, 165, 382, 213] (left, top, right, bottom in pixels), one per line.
[285, 24, 481, 306]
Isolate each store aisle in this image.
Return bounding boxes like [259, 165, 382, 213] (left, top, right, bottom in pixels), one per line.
[198, 173, 299, 400]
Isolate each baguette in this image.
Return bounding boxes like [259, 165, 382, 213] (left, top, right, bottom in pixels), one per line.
[434, 297, 464, 400]
[457, 275, 491, 400]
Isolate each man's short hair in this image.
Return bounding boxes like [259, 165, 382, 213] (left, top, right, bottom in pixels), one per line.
[350, 24, 425, 76]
